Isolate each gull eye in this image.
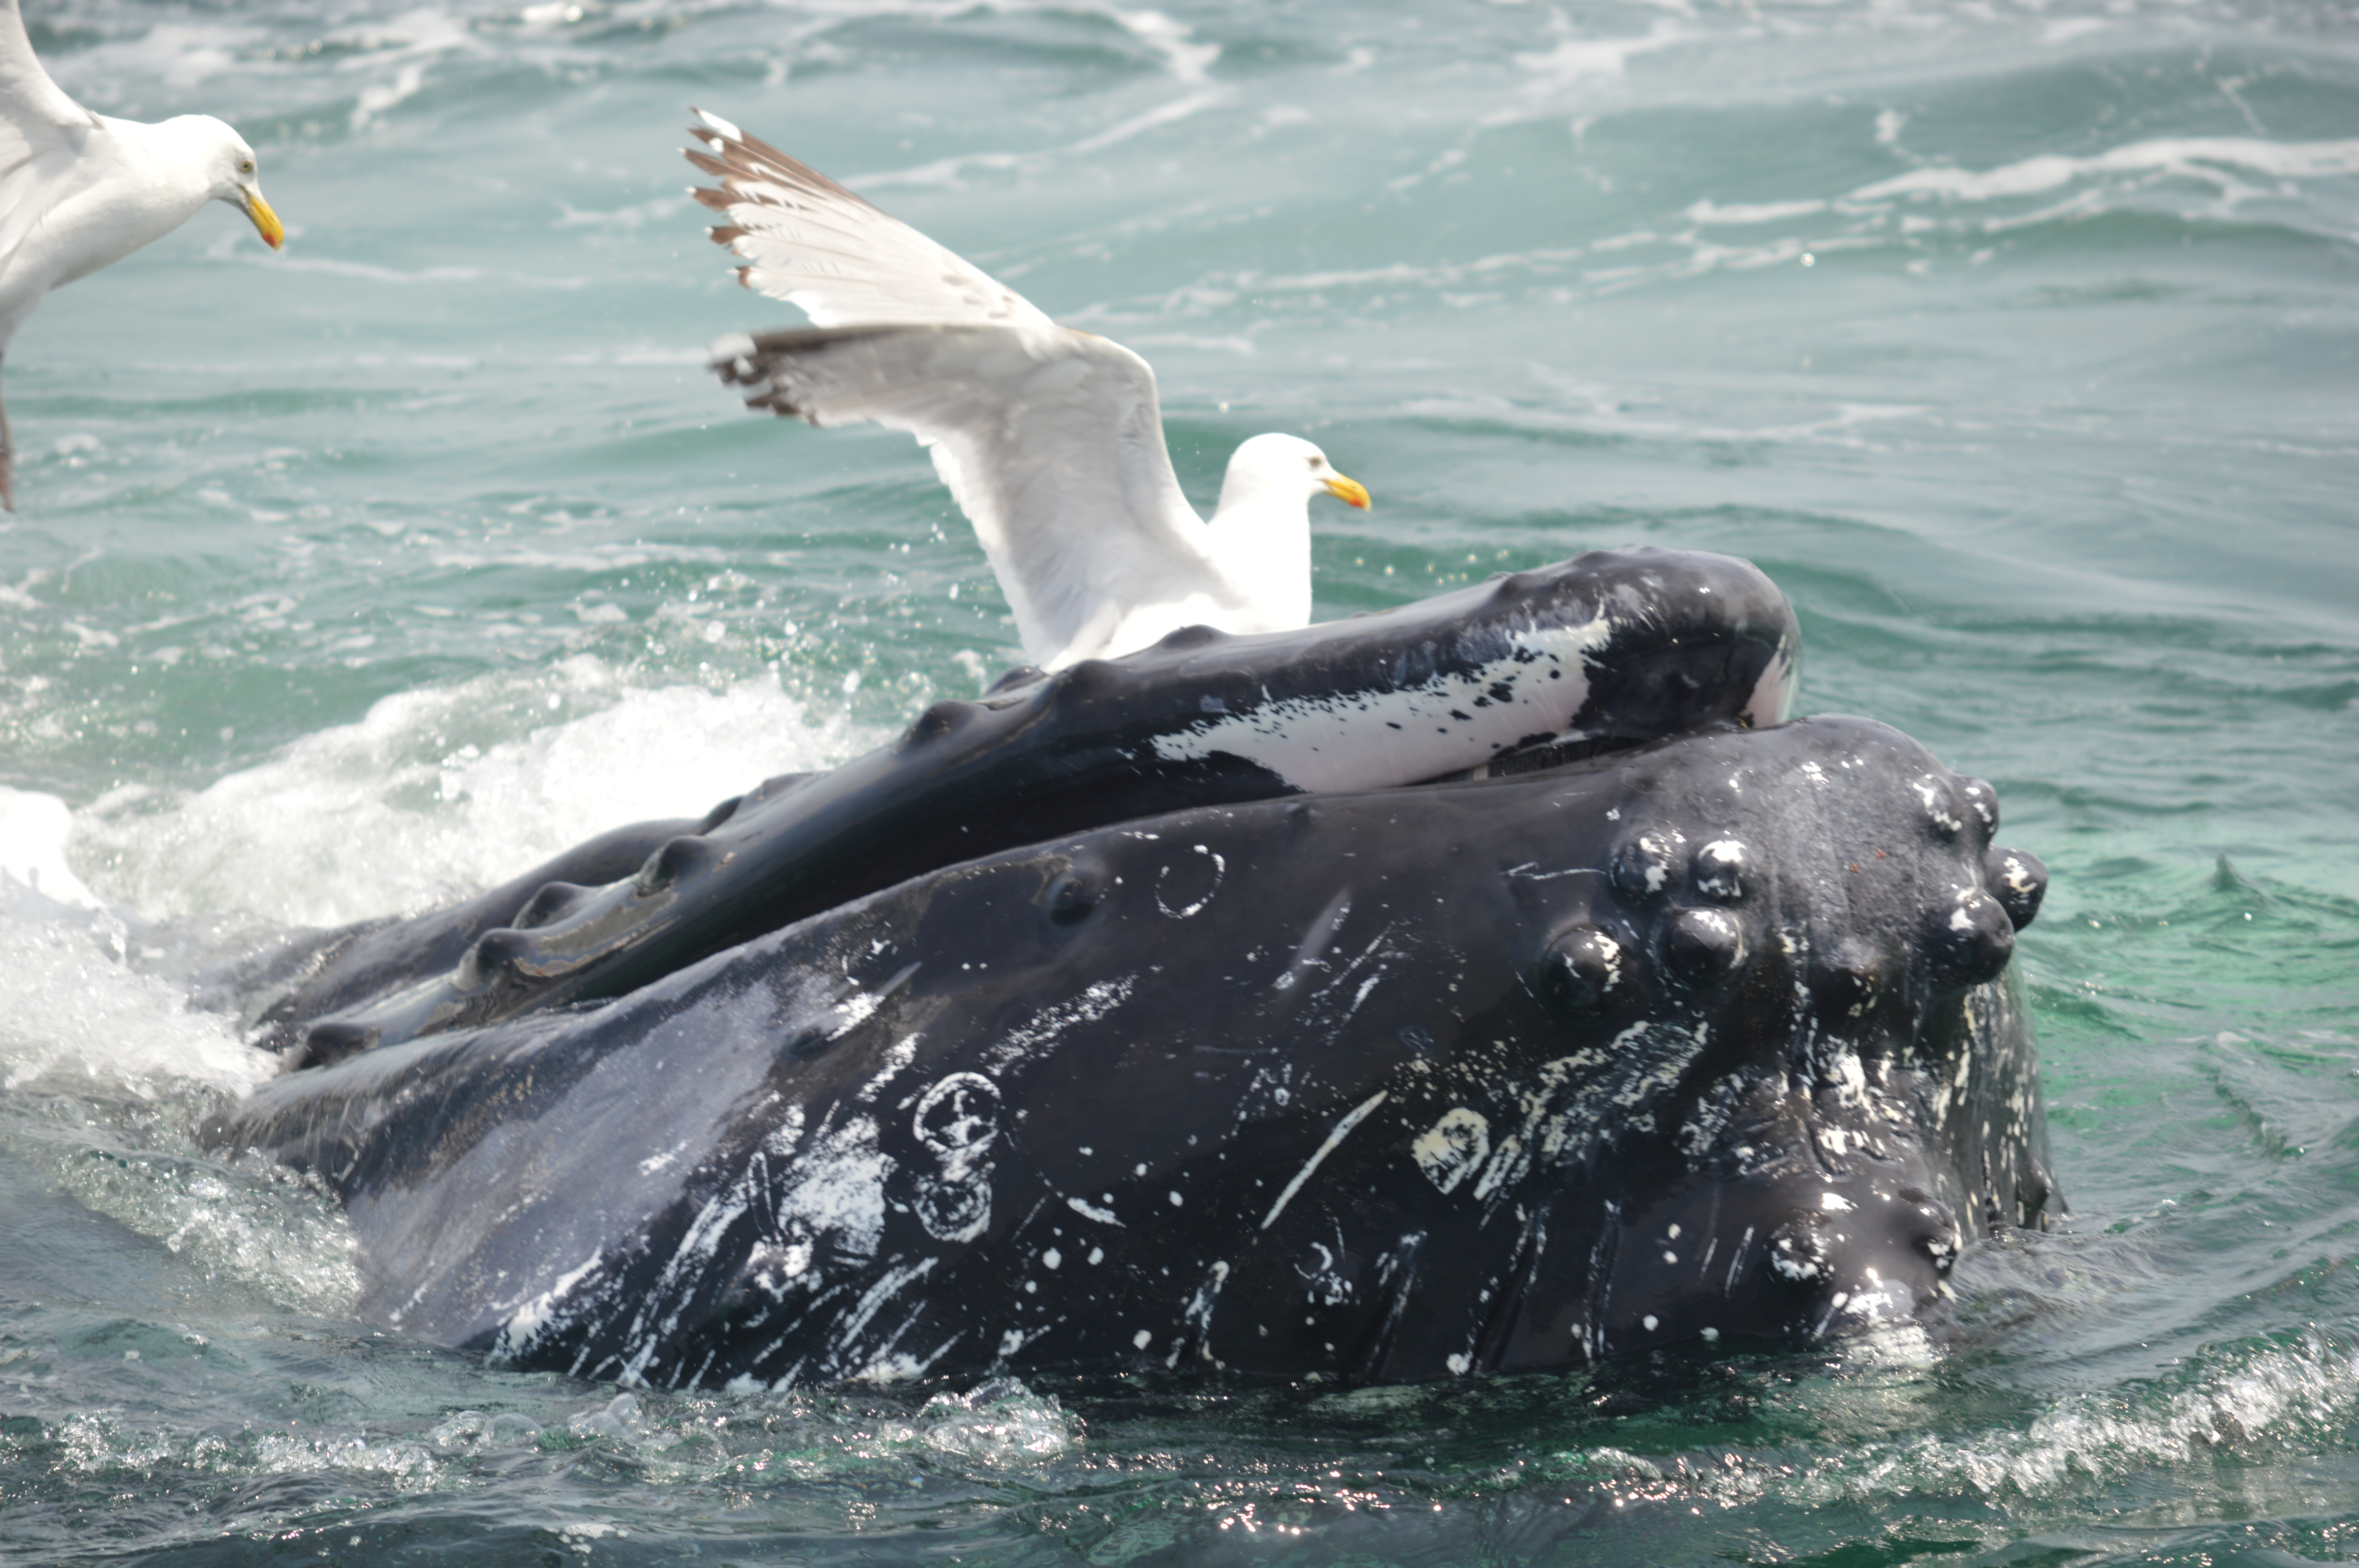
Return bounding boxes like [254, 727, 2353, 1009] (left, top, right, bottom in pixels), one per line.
[240, 159, 254, 174]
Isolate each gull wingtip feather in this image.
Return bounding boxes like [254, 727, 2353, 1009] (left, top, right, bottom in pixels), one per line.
[691, 107, 743, 143]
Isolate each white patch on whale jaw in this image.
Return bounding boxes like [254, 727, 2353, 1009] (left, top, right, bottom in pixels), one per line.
[1674, 1071, 1755, 1163]
[777, 1114, 894, 1264]
[1182, 1260, 1232, 1363]
[1742, 644, 1799, 728]
[1453, 1019, 1717, 1208]
[1411, 1107, 1493, 1193]
[1143, 615, 1611, 793]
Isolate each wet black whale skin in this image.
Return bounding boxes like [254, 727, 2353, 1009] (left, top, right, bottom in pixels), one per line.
[212, 715, 2052, 1388]
[252, 545, 1797, 1063]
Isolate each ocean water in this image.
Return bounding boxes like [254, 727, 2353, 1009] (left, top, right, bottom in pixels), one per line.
[0, 0, 2354, 1561]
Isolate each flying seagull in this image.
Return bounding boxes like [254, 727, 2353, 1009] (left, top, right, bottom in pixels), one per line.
[686, 109, 1370, 671]
[0, 0, 283, 508]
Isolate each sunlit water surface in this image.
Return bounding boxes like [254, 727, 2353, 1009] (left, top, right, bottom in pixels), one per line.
[1, 0, 2355, 1562]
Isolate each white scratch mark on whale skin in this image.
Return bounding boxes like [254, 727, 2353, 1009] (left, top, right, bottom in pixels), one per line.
[983, 977, 1136, 1070]
[827, 989, 886, 1039]
[781, 1114, 892, 1262]
[1914, 776, 1963, 835]
[856, 1036, 921, 1102]
[496, 1254, 603, 1365]
[1260, 1090, 1390, 1230]
[637, 1140, 691, 1177]
[835, 1257, 942, 1369]
[1507, 861, 1605, 882]
[1467, 1020, 1714, 1208]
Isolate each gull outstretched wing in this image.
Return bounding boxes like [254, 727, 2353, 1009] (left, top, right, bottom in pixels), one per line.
[0, 0, 98, 269]
[687, 109, 1054, 333]
[711, 322, 1229, 669]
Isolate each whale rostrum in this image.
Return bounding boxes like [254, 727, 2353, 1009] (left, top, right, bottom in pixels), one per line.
[258, 547, 1798, 1061]
[210, 713, 2052, 1389]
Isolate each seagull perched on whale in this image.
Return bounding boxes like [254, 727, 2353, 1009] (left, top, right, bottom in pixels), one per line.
[686, 109, 1371, 671]
[0, 0, 283, 508]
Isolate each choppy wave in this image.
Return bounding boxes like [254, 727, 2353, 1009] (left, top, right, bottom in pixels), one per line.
[67, 657, 874, 927]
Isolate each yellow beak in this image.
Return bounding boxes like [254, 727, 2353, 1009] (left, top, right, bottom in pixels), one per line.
[242, 187, 285, 250]
[1323, 473, 1372, 510]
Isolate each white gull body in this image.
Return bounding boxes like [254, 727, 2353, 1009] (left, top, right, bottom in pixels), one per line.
[687, 109, 1370, 671]
[0, 0, 282, 507]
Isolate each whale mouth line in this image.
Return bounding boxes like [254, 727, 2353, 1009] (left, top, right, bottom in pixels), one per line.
[1416, 731, 1663, 786]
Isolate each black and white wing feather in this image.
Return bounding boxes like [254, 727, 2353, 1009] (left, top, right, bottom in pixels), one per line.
[688, 109, 1051, 332]
[691, 111, 1238, 668]
[712, 323, 1227, 669]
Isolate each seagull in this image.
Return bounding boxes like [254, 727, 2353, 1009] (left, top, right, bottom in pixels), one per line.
[685, 109, 1371, 672]
[0, 0, 283, 509]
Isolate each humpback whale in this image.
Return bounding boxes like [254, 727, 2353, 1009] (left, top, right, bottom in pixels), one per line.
[211, 713, 2050, 1388]
[205, 544, 2055, 1387]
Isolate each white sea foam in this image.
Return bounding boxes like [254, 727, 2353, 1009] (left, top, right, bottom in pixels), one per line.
[0, 787, 101, 911]
[1685, 198, 1831, 226]
[36, 21, 263, 98]
[73, 658, 878, 929]
[830, 0, 1225, 191]
[0, 857, 361, 1311]
[0, 798, 265, 1100]
[1514, 20, 1687, 89]
[45, 1132, 363, 1314]
[1851, 136, 2359, 204]
[0, 897, 271, 1099]
[913, 1379, 1080, 1466]
[1548, 1325, 2359, 1519]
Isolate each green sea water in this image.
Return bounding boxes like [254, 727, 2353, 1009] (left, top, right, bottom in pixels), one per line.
[1, 0, 2355, 1562]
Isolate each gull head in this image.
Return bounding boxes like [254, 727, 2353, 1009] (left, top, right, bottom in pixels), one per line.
[1217, 433, 1371, 516]
[184, 117, 284, 250]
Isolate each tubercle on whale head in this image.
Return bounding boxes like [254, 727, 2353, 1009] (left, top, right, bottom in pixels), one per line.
[1499, 719, 2053, 1154]
[1501, 925, 2021, 1362]
[1517, 725, 2048, 1056]
[1988, 846, 2048, 930]
[905, 698, 986, 745]
[1555, 1149, 1968, 1360]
